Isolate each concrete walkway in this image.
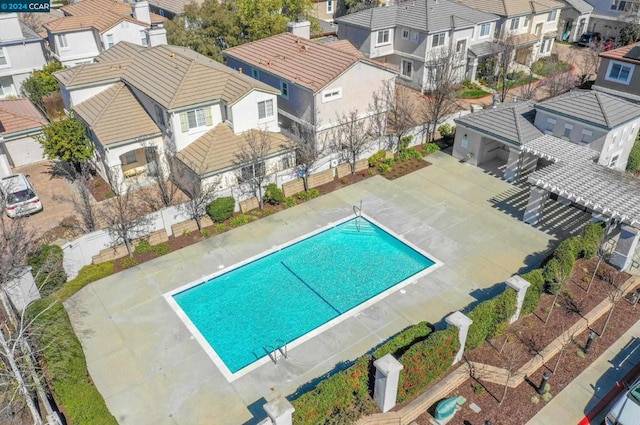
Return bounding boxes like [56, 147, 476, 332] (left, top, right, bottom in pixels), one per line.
[527, 320, 640, 425]
[65, 153, 587, 425]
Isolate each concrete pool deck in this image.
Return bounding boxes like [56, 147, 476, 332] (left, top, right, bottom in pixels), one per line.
[65, 152, 590, 425]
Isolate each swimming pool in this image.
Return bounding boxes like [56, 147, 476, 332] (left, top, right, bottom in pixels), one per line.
[167, 215, 438, 379]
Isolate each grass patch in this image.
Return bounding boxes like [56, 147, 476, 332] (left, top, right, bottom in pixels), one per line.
[531, 58, 572, 77]
[460, 89, 490, 99]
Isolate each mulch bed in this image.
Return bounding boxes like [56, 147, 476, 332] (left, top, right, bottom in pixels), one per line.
[86, 174, 112, 202]
[412, 258, 640, 425]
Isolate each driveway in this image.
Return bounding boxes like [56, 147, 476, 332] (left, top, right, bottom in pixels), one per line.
[13, 161, 78, 237]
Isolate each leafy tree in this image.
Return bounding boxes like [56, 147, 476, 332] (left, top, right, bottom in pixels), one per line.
[36, 115, 94, 171]
[21, 61, 63, 108]
[619, 23, 640, 45]
[236, 0, 312, 41]
[627, 136, 640, 173]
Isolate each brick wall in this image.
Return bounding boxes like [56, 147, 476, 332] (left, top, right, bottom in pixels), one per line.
[308, 168, 335, 188]
[239, 197, 259, 213]
[283, 179, 304, 197]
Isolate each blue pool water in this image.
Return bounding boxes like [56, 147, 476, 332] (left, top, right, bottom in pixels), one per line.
[172, 217, 435, 374]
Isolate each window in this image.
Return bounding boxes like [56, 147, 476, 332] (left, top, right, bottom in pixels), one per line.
[322, 88, 342, 102]
[563, 123, 573, 138]
[258, 99, 274, 119]
[280, 81, 289, 99]
[411, 31, 419, 42]
[456, 39, 467, 54]
[326, 0, 333, 13]
[401, 29, 410, 40]
[123, 151, 137, 165]
[140, 30, 148, 47]
[376, 29, 390, 45]
[57, 34, 68, 49]
[611, 0, 628, 10]
[241, 162, 265, 180]
[401, 59, 413, 79]
[535, 23, 543, 35]
[222, 104, 228, 121]
[523, 15, 530, 28]
[154, 104, 165, 129]
[547, 9, 557, 22]
[0, 49, 6, 66]
[510, 18, 519, 31]
[606, 61, 634, 84]
[281, 155, 295, 169]
[432, 32, 445, 47]
[610, 153, 620, 167]
[188, 109, 206, 128]
[545, 118, 556, 132]
[179, 107, 213, 132]
[540, 39, 552, 53]
[0, 76, 13, 96]
[106, 34, 114, 48]
[581, 129, 593, 143]
[479, 23, 491, 38]
[252, 69, 260, 79]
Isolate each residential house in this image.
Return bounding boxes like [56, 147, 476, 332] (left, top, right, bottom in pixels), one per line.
[310, 0, 336, 22]
[559, 0, 593, 42]
[146, 0, 202, 19]
[0, 99, 48, 173]
[334, 0, 500, 91]
[223, 29, 397, 152]
[0, 14, 48, 99]
[53, 42, 292, 199]
[44, 0, 166, 67]
[452, 90, 640, 179]
[593, 42, 640, 103]
[584, 0, 637, 39]
[456, 0, 565, 66]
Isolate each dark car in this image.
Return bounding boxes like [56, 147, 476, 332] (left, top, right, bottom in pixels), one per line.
[578, 32, 602, 47]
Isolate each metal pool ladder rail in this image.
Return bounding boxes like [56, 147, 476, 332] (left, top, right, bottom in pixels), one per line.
[264, 340, 288, 364]
[353, 200, 363, 232]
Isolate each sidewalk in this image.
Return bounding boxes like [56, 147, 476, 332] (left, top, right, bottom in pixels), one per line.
[526, 320, 640, 425]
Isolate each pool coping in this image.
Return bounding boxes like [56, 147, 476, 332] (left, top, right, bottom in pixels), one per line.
[163, 212, 443, 382]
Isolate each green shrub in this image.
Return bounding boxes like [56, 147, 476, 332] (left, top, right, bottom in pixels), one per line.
[423, 142, 441, 156]
[263, 183, 285, 205]
[373, 322, 432, 359]
[206, 196, 235, 223]
[398, 147, 422, 160]
[134, 239, 153, 254]
[626, 138, 640, 172]
[250, 210, 263, 217]
[28, 244, 67, 296]
[26, 299, 117, 425]
[397, 327, 459, 403]
[285, 196, 297, 208]
[437, 123, 456, 139]
[230, 214, 251, 227]
[492, 289, 517, 331]
[54, 262, 114, 302]
[297, 189, 320, 202]
[200, 229, 211, 238]
[120, 257, 139, 269]
[213, 224, 228, 233]
[467, 299, 496, 349]
[378, 158, 395, 174]
[152, 243, 170, 256]
[579, 222, 605, 258]
[521, 269, 545, 315]
[368, 150, 387, 169]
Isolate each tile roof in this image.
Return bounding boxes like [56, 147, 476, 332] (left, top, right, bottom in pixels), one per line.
[0, 99, 48, 136]
[454, 101, 542, 146]
[335, 0, 498, 32]
[599, 41, 640, 65]
[456, 0, 565, 17]
[74, 82, 161, 145]
[535, 90, 640, 129]
[61, 0, 165, 25]
[146, 0, 204, 15]
[176, 124, 291, 176]
[94, 40, 146, 62]
[44, 11, 145, 34]
[321, 39, 364, 57]
[54, 59, 132, 87]
[223, 33, 394, 92]
[562, 0, 594, 14]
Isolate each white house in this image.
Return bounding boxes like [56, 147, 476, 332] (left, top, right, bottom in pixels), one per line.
[559, 0, 593, 42]
[0, 14, 48, 99]
[0, 99, 48, 172]
[584, 0, 638, 39]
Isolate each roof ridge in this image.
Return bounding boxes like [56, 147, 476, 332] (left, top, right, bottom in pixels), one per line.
[169, 58, 196, 109]
[0, 107, 46, 126]
[90, 83, 125, 124]
[593, 91, 612, 128]
[512, 105, 523, 138]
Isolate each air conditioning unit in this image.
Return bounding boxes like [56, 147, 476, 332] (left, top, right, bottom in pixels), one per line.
[330, 159, 339, 168]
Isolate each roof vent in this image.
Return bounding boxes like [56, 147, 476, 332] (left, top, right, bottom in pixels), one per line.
[170, 52, 175, 59]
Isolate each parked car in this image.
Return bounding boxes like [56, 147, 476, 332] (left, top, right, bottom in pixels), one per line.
[605, 375, 640, 425]
[578, 32, 602, 47]
[0, 174, 43, 218]
[604, 37, 616, 51]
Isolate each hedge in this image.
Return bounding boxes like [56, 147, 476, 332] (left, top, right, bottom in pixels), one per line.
[54, 262, 114, 302]
[466, 289, 517, 350]
[372, 321, 432, 359]
[206, 196, 235, 223]
[28, 244, 67, 296]
[521, 269, 545, 316]
[26, 298, 117, 425]
[579, 222, 605, 258]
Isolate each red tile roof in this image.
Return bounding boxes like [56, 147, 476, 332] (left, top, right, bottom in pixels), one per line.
[0, 100, 48, 136]
[599, 42, 640, 65]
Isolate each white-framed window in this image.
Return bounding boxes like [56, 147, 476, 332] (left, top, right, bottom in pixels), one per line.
[241, 162, 265, 181]
[563, 123, 574, 138]
[611, 0, 628, 10]
[510, 17, 520, 31]
[479, 23, 491, 38]
[605, 61, 634, 84]
[540, 39, 552, 53]
[581, 129, 593, 143]
[188, 109, 206, 128]
[411, 30, 419, 42]
[326, 0, 334, 14]
[400, 59, 413, 79]
[610, 152, 621, 167]
[258, 99, 274, 119]
[523, 15, 530, 28]
[280, 81, 289, 99]
[57, 34, 68, 49]
[401, 28, 410, 40]
[547, 9, 558, 22]
[545, 118, 556, 132]
[432, 32, 445, 47]
[535, 23, 543, 36]
[0, 76, 14, 96]
[106, 34, 114, 48]
[376, 29, 390, 45]
[140, 30, 148, 47]
[456, 39, 467, 54]
[0, 48, 7, 66]
[252, 69, 260, 79]
[179, 107, 213, 132]
[123, 151, 137, 165]
[322, 87, 342, 102]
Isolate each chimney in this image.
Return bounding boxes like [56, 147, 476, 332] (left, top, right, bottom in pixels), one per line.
[148, 25, 167, 47]
[491, 93, 499, 108]
[0, 14, 24, 42]
[286, 20, 311, 40]
[133, 1, 151, 25]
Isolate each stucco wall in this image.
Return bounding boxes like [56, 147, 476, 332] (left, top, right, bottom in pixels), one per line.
[230, 90, 280, 134]
[337, 24, 371, 55]
[102, 21, 148, 49]
[51, 29, 101, 66]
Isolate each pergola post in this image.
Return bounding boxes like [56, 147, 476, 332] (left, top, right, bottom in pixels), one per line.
[523, 187, 549, 225]
[610, 225, 640, 271]
[503, 148, 521, 182]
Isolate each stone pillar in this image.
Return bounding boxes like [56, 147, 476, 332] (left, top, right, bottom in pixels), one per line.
[609, 225, 640, 271]
[445, 311, 473, 364]
[523, 187, 549, 225]
[263, 396, 294, 425]
[373, 354, 404, 413]
[505, 275, 531, 323]
[503, 147, 521, 182]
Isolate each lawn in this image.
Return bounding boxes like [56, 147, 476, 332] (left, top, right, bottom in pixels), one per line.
[531, 57, 573, 77]
[460, 89, 490, 99]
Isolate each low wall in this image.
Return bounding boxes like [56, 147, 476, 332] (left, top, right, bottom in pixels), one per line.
[283, 179, 305, 197]
[308, 168, 335, 188]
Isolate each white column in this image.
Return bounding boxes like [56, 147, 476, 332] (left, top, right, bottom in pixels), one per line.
[263, 396, 294, 425]
[373, 354, 404, 413]
[503, 147, 521, 182]
[519, 152, 539, 177]
[523, 187, 549, 225]
[445, 311, 473, 364]
[505, 275, 530, 323]
[609, 225, 640, 271]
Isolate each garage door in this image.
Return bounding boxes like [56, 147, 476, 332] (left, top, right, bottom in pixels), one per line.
[5, 136, 45, 167]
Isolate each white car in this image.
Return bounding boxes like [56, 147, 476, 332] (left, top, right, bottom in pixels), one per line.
[606, 375, 640, 425]
[0, 174, 43, 218]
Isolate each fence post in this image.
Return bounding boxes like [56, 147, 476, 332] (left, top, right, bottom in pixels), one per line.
[446, 311, 473, 364]
[263, 395, 295, 425]
[505, 275, 530, 323]
[373, 353, 404, 413]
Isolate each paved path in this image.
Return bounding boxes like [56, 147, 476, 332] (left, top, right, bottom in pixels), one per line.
[527, 320, 640, 425]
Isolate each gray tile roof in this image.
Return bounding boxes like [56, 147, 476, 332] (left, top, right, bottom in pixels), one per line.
[536, 90, 640, 129]
[468, 41, 499, 58]
[335, 0, 498, 33]
[454, 101, 542, 146]
[561, 0, 594, 14]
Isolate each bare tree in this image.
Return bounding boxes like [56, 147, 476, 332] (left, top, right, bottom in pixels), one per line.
[539, 61, 578, 99]
[175, 160, 221, 232]
[422, 47, 461, 142]
[331, 109, 371, 174]
[499, 339, 522, 405]
[137, 145, 180, 211]
[545, 265, 572, 324]
[576, 43, 604, 86]
[235, 130, 273, 210]
[601, 270, 633, 336]
[588, 222, 613, 293]
[481, 34, 517, 103]
[288, 122, 324, 192]
[100, 167, 152, 257]
[0, 217, 36, 292]
[370, 79, 417, 155]
[515, 71, 539, 101]
[53, 165, 99, 234]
